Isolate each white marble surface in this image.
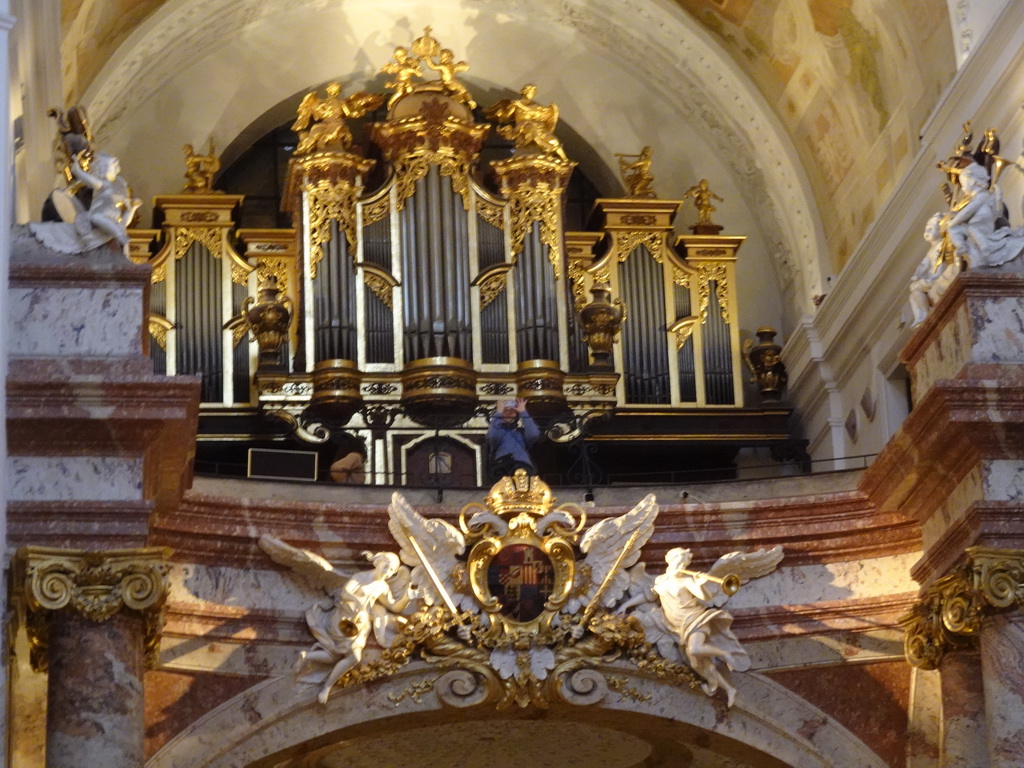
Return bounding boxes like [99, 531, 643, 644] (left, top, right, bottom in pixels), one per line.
[171, 564, 321, 615]
[8, 286, 143, 358]
[6, 456, 143, 501]
[969, 296, 1024, 364]
[728, 554, 919, 608]
[982, 460, 1024, 502]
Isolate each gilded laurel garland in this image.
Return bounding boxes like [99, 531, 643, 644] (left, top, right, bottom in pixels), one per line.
[696, 264, 730, 323]
[361, 195, 391, 227]
[476, 196, 506, 231]
[171, 226, 251, 285]
[901, 547, 1024, 670]
[476, 270, 509, 310]
[148, 315, 173, 350]
[614, 231, 667, 264]
[390, 152, 474, 214]
[173, 226, 223, 261]
[16, 547, 172, 672]
[307, 183, 358, 278]
[363, 271, 395, 308]
[506, 184, 565, 278]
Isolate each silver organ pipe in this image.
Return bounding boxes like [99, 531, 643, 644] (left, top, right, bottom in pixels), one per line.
[314, 221, 357, 360]
[620, 245, 669, 404]
[674, 280, 696, 401]
[703, 283, 734, 404]
[514, 223, 560, 362]
[176, 241, 223, 402]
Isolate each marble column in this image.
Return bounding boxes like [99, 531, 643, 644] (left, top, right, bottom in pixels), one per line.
[940, 651, 986, 768]
[16, 546, 171, 768]
[980, 613, 1024, 768]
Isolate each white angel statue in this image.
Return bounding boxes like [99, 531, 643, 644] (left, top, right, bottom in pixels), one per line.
[622, 545, 783, 706]
[258, 536, 412, 703]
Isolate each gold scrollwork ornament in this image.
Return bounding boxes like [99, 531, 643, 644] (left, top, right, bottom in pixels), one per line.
[900, 547, 1024, 670]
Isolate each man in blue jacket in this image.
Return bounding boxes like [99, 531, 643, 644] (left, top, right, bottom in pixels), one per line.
[486, 398, 540, 479]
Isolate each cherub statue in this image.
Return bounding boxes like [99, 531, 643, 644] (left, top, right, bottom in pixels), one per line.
[621, 545, 783, 706]
[485, 84, 569, 162]
[684, 179, 723, 226]
[380, 47, 424, 110]
[182, 139, 220, 193]
[425, 48, 476, 109]
[942, 162, 1024, 268]
[30, 151, 141, 256]
[291, 82, 384, 156]
[909, 213, 962, 326]
[258, 536, 413, 704]
[615, 146, 656, 198]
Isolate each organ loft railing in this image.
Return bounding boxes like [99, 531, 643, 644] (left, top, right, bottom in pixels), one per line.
[130, 28, 797, 485]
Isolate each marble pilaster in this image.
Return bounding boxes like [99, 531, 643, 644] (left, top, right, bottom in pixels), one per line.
[979, 613, 1024, 767]
[15, 546, 171, 767]
[46, 611, 145, 768]
[939, 651, 986, 768]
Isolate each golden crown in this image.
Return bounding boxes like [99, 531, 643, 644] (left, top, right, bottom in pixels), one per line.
[485, 469, 554, 516]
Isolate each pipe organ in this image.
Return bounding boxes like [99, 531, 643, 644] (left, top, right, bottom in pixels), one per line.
[132, 29, 797, 485]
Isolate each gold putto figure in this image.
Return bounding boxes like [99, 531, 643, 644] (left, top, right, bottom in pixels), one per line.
[380, 28, 476, 110]
[182, 139, 220, 193]
[292, 82, 384, 156]
[615, 146, 656, 198]
[380, 47, 424, 109]
[684, 178, 723, 226]
[486, 84, 568, 162]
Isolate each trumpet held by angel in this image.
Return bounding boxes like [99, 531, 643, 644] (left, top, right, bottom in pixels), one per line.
[619, 544, 784, 706]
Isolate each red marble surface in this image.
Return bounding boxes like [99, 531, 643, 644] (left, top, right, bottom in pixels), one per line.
[151, 487, 921, 569]
[144, 669, 264, 759]
[48, 611, 145, 767]
[766, 661, 911, 768]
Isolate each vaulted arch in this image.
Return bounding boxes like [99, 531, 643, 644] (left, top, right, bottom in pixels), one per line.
[147, 662, 887, 768]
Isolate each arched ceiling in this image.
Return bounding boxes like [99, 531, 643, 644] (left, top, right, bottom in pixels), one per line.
[58, 0, 956, 329]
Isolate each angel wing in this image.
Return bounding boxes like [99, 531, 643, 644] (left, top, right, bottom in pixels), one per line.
[343, 91, 385, 118]
[705, 545, 784, 608]
[258, 534, 349, 593]
[387, 492, 475, 612]
[539, 101, 559, 133]
[565, 493, 659, 614]
[484, 98, 515, 123]
[291, 92, 319, 131]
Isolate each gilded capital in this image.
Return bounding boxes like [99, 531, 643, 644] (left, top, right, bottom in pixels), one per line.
[900, 547, 1024, 670]
[16, 546, 172, 672]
